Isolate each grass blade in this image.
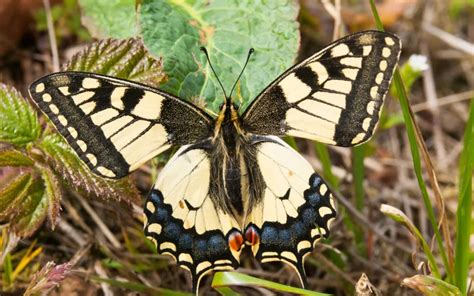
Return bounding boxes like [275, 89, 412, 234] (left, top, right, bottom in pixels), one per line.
[369, 0, 452, 280]
[314, 143, 338, 188]
[90, 276, 192, 296]
[454, 98, 474, 294]
[351, 144, 367, 255]
[212, 272, 331, 295]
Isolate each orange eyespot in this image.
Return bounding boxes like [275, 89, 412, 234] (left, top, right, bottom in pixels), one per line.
[228, 231, 244, 252]
[244, 226, 260, 246]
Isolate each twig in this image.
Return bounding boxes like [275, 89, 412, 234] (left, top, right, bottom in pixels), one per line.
[62, 198, 93, 235]
[43, 0, 60, 71]
[411, 90, 474, 113]
[69, 242, 92, 266]
[422, 23, 474, 56]
[94, 261, 114, 296]
[309, 253, 356, 285]
[56, 218, 87, 247]
[72, 191, 122, 249]
[421, 44, 447, 164]
[421, 5, 446, 165]
[321, 0, 342, 40]
[332, 189, 418, 255]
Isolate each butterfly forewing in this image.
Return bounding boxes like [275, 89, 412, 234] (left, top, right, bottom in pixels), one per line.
[29, 72, 213, 178]
[242, 31, 401, 146]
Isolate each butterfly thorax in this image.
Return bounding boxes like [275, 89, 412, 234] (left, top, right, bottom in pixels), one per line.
[209, 100, 248, 220]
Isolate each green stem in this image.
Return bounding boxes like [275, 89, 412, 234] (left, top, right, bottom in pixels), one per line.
[351, 144, 367, 255]
[454, 99, 474, 295]
[314, 143, 338, 188]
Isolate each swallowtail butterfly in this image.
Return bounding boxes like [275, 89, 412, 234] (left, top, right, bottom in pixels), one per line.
[29, 31, 401, 293]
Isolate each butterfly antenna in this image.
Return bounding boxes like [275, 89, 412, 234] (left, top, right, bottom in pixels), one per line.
[229, 48, 254, 99]
[200, 47, 228, 98]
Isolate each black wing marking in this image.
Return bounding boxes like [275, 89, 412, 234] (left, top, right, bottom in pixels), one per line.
[29, 72, 213, 178]
[242, 30, 401, 146]
[144, 144, 243, 294]
[243, 136, 336, 287]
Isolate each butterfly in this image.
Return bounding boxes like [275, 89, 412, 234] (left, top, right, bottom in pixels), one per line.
[29, 30, 401, 293]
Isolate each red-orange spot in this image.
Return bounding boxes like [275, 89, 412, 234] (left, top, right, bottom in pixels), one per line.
[244, 226, 260, 246]
[228, 231, 244, 251]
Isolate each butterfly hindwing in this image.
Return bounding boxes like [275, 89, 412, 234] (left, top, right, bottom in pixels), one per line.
[244, 136, 336, 286]
[242, 31, 401, 146]
[29, 72, 213, 179]
[144, 144, 243, 293]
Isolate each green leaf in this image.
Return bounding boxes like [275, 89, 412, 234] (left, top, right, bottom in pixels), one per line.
[10, 179, 48, 238]
[212, 272, 331, 296]
[64, 38, 166, 86]
[0, 84, 41, 146]
[39, 166, 62, 229]
[78, 0, 139, 39]
[0, 149, 34, 167]
[0, 172, 34, 219]
[38, 134, 139, 202]
[140, 0, 300, 112]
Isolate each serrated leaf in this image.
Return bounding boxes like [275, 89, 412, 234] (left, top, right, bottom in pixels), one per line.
[0, 84, 41, 146]
[64, 38, 166, 86]
[10, 179, 48, 238]
[0, 172, 34, 219]
[39, 166, 62, 229]
[38, 134, 139, 202]
[0, 148, 34, 167]
[79, 0, 139, 39]
[140, 0, 300, 112]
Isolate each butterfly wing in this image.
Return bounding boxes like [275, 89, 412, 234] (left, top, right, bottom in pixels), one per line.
[29, 72, 213, 179]
[144, 143, 243, 293]
[243, 136, 336, 286]
[242, 31, 401, 146]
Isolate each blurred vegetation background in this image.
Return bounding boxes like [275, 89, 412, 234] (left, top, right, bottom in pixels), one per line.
[0, 0, 473, 295]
